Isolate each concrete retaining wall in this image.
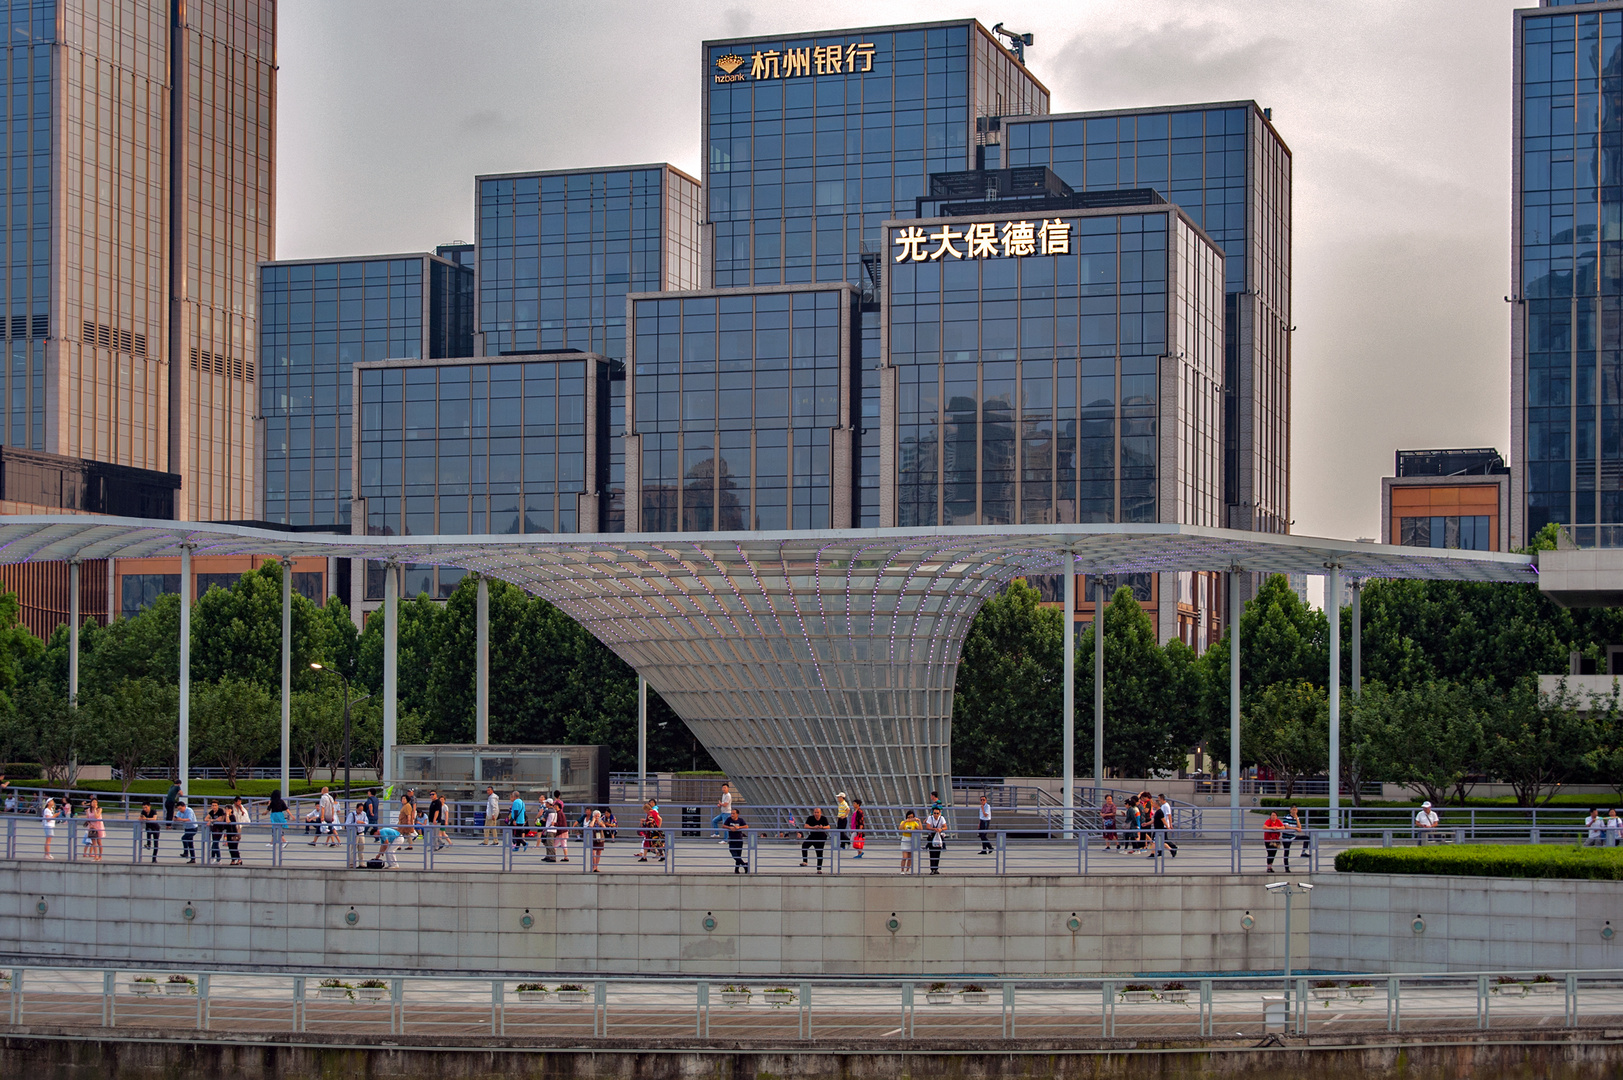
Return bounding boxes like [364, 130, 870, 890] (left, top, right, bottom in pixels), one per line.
[0, 862, 1297, 976]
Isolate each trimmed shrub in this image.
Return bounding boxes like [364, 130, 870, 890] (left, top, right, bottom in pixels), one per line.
[1, 763, 41, 780]
[1334, 845, 1623, 880]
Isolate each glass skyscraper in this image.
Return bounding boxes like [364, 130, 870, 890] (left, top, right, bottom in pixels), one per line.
[0, 0, 275, 520]
[1513, 0, 1623, 547]
[257, 253, 473, 528]
[1004, 102, 1292, 535]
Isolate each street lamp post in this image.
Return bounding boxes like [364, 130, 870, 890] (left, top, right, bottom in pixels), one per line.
[1265, 880, 1314, 1015]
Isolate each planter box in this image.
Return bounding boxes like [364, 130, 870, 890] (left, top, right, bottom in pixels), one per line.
[356, 987, 387, 1002]
[163, 982, 195, 996]
[1311, 988, 1341, 1001]
[317, 987, 353, 1000]
[719, 992, 751, 1005]
[515, 990, 550, 1002]
[1161, 990, 1190, 1004]
[1347, 986, 1378, 1001]
[555, 990, 590, 1004]
[1492, 984, 1526, 997]
[1528, 982, 1560, 995]
[925, 992, 954, 1004]
[763, 992, 795, 1006]
[960, 991, 990, 1005]
[1118, 990, 1157, 1004]
[129, 982, 158, 996]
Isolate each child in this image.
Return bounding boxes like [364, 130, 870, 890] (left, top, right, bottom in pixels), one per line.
[899, 810, 920, 874]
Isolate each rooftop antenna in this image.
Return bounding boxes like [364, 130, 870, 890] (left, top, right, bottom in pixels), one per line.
[990, 22, 1033, 64]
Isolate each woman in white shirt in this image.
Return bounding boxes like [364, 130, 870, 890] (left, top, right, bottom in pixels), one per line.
[1586, 809, 1606, 847]
[1606, 809, 1623, 847]
[41, 797, 55, 859]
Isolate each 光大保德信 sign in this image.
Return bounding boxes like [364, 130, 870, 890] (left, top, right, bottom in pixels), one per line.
[714, 42, 876, 84]
[893, 220, 1073, 262]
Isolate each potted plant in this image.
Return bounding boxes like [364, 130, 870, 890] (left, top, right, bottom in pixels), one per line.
[1161, 981, 1190, 1004]
[763, 987, 795, 1006]
[1492, 975, 1524, 997]
[514, 983, 550, 1002]
[719, 984, 752, 1005]
[555, 983, 590, 1004]
[356, 979, 388, 1002]
[163, 974, 196, 996]
[1311, 980, 1341, 1002]
[961, 983, 990, 1005]
[1346, 980, 1377, 1001]
[925, 981, 954, 1004]
[1118, 983, 1157, 1004]
[129, 976, 158, 996]
[1529, 974, 1560, 995]
[317, 978, 355, 1001]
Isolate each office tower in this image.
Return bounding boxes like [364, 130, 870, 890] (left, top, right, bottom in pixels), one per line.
[1513, 0, 1623, 547]
[0, 0, 275, 520]
[1384, 448, 1510, 552]
[354, 354, 610, 599]
[703, 21, 1049, 525]
[477, 164, 699, 529]
[257, 252, 474, 528]
[1004, 102, 1292, 536]
[626, 284, 857, 532]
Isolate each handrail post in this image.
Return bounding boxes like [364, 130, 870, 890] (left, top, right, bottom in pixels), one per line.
[696, 980, 708, 1038]
[293, 975, 304, 1032]
[492, 978, 503, 1036]
[594, 979, 607, 1037]
[997, 829, 1006, 875]
[198, 972, 209, 1030]
[391, 976, 403, 1034]
[103, 968, 113, 1028]
[1567, 972, 1578, 1026]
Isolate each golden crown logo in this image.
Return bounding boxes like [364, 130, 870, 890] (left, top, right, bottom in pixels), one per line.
[716, 54, 745, 75]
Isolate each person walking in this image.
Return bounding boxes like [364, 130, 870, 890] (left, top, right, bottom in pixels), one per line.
[428, 790, 452, 850]
[800, 806, 830, 872]
[313, 787, 336, 847]
[540, 798, 558, 862]
[206, 799, 228, 864]
[637, 799, 663, 862]
[850, 799, 867, 858]
[1101, 794, 1118, 850]
[835, 792, 851, 848]
[924, 805, 948, 874]
[552, 793, 570, 863]
[176, 799, 199, 863]
[267, 789, 288, 851]
[226, 797, 247, 865]
[398, 791, 418, 850]
[724, 807, 750, 872]
[140, 799, 161, 862]
[86, 796, 105, 861]
[1282, 803, 1305, 868]
[483, 787, 500, 845]
[1152, 795, 1178, 859]
[589, 809, 606, 872]
[977, 794, 994, 854]
[899, 810, 920, 873]
[1263, 809, 1284, 870]
[709, 782, 733, 838]
[41, 797, 56, 859]
[1414, 801, 1440, 845]
[508, 790, 527, 852]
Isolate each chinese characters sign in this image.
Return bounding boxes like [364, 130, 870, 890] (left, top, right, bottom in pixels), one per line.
[713, 42, 876, 84]
[893, 220, 1072, 262]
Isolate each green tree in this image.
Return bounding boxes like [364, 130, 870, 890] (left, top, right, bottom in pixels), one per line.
[1584, 682, 1623, 802]
[950, 578, 1064, 777]
[86, 678, 178, 793]
[290, 683, 348, 781]
[1083, 586, 1202, 779]
[192, 677, 276, 788]
[1200, 574, 1328, 763]
[1481, 679, 1600, 806]
[6, 681, 89, 783]
[1351, 680, 1484, 806]
[1240, 681, 1327, 799]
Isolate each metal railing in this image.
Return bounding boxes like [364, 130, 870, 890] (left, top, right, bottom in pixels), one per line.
[2, 963, 1620, 1042]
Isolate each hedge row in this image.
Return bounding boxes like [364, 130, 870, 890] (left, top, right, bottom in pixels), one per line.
[1334, 844, 1623, 880]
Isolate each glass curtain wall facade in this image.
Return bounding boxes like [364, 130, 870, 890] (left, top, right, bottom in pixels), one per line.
[1005, 102, 1291, 535]
[1514, 0, 1623, 547]
[626, 285, 854, 532]
[704, 21, 1048, 527]
[477, 164, 699, 531]
[0, 1, 274, 519]
[354, 355, 608, 598]
[883, 208, 1224, 531]
[257, 253, 473, 527]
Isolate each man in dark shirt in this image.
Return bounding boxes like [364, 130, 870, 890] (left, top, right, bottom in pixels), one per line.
[800, 806, 830, 872]
[428, 790, 452, 850]
[724, 808, 749, 873]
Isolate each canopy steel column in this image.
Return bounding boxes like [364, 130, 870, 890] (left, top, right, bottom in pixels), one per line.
[67, 560, 79, 707]
[281, 560, 292, 799]
[1229, 570, 1241, 831]
[1093, 576, 1105, 788]
[1327, 564, 1342, 830]
[637, 675, 648, 803]
[1062, 558, 1075, 836]
[383, 562, 398, 787]
[476, 575, 489, 745]
[178, 545, 193, 797]
[1351, 581, 1362, 696]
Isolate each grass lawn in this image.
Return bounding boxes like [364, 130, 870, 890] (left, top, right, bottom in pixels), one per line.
[1335, 844, 1623, 880]
[1261, 793, 1614, 810]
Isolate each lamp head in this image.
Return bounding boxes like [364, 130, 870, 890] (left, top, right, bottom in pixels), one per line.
[310, 662, 324, 670]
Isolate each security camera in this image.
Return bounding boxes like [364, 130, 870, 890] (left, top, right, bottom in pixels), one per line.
[1264, 881, 1286, 891]
[1297, 883, 1314, 891]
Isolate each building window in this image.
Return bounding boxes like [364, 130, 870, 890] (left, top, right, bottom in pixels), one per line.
[1399, 515, 1492, 551]
[121, 574, 180, 619]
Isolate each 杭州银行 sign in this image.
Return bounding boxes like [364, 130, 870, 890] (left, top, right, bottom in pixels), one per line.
[893, 220, 1072, 262]
[714, 42, 877, 84]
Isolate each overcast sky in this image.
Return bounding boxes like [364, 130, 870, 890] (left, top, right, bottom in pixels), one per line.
[278, 0, 1525, 543]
